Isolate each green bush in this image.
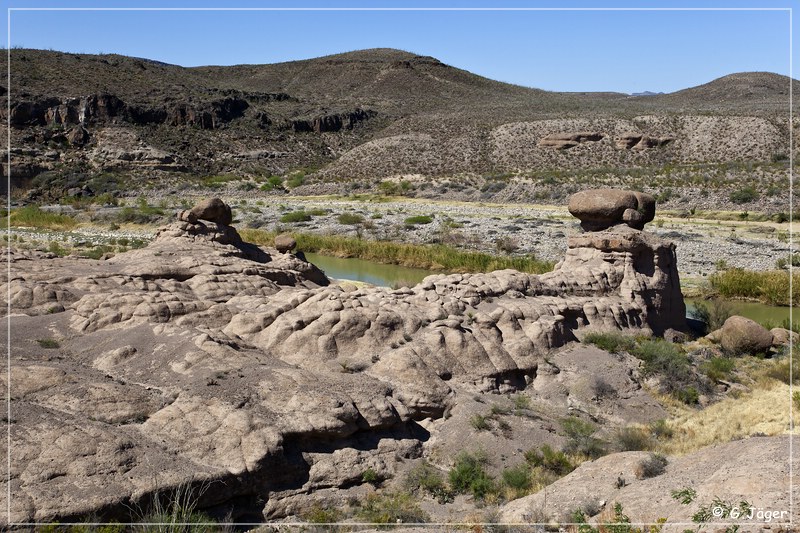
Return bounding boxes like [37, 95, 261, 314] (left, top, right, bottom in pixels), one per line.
[404, 461, 452, 502]
[766, 360, 800, 384]
[561, 417, 606, 458]
[356, 492, 429, 524]
[279, 211, 312, 223]
[449, 451, 495, 499]
[285, 173, 306, 189]
[675, 386, 700, 405]
[501, 463, 532, 491]
[37, 338, 60, 349]
[470, 414, 491, 431]
[338, 213, 365, 225]
[582, 332, 636, 354]
[260, 175, 284, 191]
[303, 504, 342, 524]
[701, 357, 735, 382]
[729, 186, 759, 204]
[404, 215, 434, 226]
[649, 419, 673, 440]
[631, 339, 692, 389]
[524, 444, 574, 476]
[689, 299, 732, 334]
[362, 467, 379, 484]
[9, 205, 76, 230]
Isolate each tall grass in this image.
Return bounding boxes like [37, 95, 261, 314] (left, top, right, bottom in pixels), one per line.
[7, 205, 77, 230]
[709, 268, 800, 306]
[240, 228, 554, 274]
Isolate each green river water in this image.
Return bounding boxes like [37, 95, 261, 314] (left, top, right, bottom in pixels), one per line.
[306, 253, 793, 326]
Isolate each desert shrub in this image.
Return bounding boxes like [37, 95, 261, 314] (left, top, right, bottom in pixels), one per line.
[613, 426, 653, 452]
[285, 173, 306, 188]
[701, 356, 735, 382]
[404, 461, 452, 502]
[631, 340, 692, 389]
[449, 451, 495, 499]
[495, 236, 519, 254]
[513, 394, 531, 411]
[708, 269, 800, 305]
[279, 211, 312, 223]
[470, 414, 491, 431]
[37, 338, 60, 349]
[238, 228, 554, 274]
[303, 503, 342, 524]
[260, 175, 284, 191]
[709, 268, 762, 299]
[136, 482, 216, 533]
[729, 186, 759, 204]
[47, 241, 69, 257]
[689, 299, 732, 334]
[404, 215, 433, 226]
[648, 419, 673, 440]
[117, 199, 166, 224]
[591, 376, 617, 400]
[362, 468, 379, 484]
[337, 213, 364, 225]
[561, 417, 606, 458]
[524, 444, 574, 476]
[674, 386, 700, 405]
[501, 463, 532, 495]
[635, 454, 668, 479]
[766, 360, 800, 384]
[356, 492, 429, 524]
[9, 205, 76, 230]
[582, 332, 636, 354]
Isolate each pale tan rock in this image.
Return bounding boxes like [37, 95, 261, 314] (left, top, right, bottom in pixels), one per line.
[719, 315, 773, 354]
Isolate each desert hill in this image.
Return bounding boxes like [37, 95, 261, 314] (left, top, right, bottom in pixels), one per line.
[2, 48, 795, 203]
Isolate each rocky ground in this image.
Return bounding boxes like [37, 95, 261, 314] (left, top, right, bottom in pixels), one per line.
[3, 196, 796, 530]
[24, 195, 794, 279]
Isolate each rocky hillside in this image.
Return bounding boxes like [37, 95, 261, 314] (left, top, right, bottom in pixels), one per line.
[2, 48, 795, 203]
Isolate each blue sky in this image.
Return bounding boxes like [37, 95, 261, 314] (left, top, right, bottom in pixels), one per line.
[2, 0, 796, 93]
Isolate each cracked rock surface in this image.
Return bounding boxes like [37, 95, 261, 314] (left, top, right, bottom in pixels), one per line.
[2, 201, 687, 524]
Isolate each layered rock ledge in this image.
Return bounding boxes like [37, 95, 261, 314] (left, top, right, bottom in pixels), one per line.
[2, 193, 685, 523]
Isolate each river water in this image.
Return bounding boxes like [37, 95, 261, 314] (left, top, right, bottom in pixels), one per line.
[306, 253, 793, 326]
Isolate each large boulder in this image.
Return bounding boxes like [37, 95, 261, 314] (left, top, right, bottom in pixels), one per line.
[771, 327, 798, 347]
[718, 315, 773, 355]
[568, 189, 656, 231]
[189, 198, 232, 226]
[274, 234, 297, 254]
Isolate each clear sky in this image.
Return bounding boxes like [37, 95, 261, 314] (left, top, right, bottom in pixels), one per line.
[2, 0, 796, 94]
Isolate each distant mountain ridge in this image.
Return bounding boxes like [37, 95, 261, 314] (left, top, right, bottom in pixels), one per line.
[1, 48, 796, 197]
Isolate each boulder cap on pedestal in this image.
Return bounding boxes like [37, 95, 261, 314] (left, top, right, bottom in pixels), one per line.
[568, 189, 656, 231]
[189, 197, 233, 226]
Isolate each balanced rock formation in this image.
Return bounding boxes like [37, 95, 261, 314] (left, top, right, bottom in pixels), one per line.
[189, 197, 233, 226]
[568, 188, 656, 231]
[274, 233, 297, 254]
[1, 193, 685, 524]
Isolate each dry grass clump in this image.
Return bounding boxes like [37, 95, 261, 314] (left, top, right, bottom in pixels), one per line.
[659, 380, 791, 455]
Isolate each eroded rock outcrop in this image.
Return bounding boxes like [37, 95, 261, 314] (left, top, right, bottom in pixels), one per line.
[2, 194, 685, 524]
[538, 131, 604, 150]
